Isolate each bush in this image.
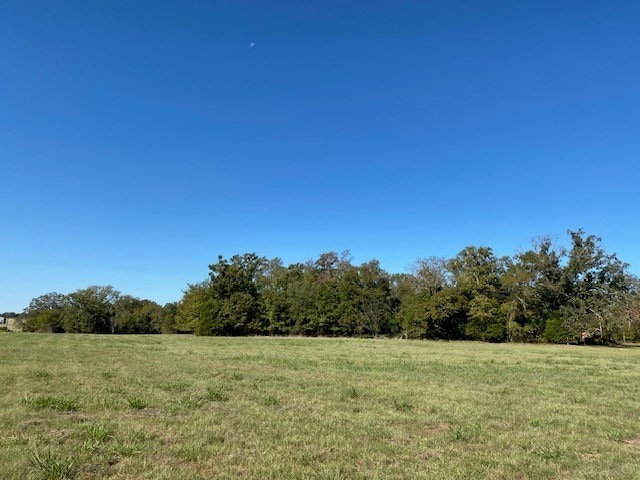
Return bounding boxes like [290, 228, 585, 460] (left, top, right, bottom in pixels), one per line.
[543, 314, 568, 344]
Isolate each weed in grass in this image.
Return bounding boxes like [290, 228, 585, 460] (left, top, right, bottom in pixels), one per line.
[25, 396, 80, 411]
[97, 397, 117, 410]
[84, 424, 111, 443]
[169, 397, 203, 413]
[160, 382, 190, 393]
[32, 370, 50, 379]
[231, 372, 243, 381]
[602, 426, 626, 441]
[452, 423, 482, 442]
[82, 424, 112, 453]
[205, 432, 225, 445]
[4, 435, 29, 446]
[113, 440, 141, 457]
[345, 386, 359, 399]
[537, 445, 565, 461]
[28, 449, 76, 480]
[127, 396, 148, 410]
[182, 397, 203, 409]
[112, 431, 146, 457]
[205, 385, 229, 401]
[319, 466, 349, 480]
[175, 443, 204, 461]
[99, 371, 115, 380]
[262, 395, 279, 406]
[104, 385, 126, 394]
[393, 398, 413, 412]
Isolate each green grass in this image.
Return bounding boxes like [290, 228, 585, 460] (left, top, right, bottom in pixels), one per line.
[1, 335, 640, 479]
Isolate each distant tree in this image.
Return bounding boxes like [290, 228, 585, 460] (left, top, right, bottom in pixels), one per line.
[23, 309, 65, 333]
[357, 260, 396, 336]
[178, 253, 269, 336]
[114, 296, 163, 333]
[62, 286, 121, 333]
[403, 287, 468, 339]
[176, 281, 213, 334]
[466, 294, 506, 342]
[22, 292, 67, 332]
[160, 302, 179, 334]
[448, 246, 507, 340]
[208, 253, 268, 335]
[409, 257, 450, 295]
[257, 259, 302, 335]
[502, 236, 565, 341]
[560, 230, 633, 344]
[448, 246, 505, 296]
[614, 292, 640, 342]
[25, 292, 66, 315]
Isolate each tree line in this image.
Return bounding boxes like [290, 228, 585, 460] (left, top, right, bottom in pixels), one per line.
[14, 230, 640, 344]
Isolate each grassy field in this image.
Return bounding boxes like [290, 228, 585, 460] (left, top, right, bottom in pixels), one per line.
[1, 334, 640, 479]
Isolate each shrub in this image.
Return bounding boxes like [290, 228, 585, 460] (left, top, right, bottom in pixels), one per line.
[543, 314, 568, 344]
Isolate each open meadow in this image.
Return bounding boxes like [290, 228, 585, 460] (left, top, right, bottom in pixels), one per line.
[1, 333, 640, 479]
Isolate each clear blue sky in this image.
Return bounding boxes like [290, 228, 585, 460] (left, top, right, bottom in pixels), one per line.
[1, 1, 639, 312]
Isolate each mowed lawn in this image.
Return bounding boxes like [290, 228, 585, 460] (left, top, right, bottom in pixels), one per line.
[1, 334, 640, 479]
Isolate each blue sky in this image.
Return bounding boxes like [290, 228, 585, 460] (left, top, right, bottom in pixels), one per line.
[1, 0, 639, 312]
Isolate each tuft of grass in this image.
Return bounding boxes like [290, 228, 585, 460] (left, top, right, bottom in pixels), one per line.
[31, 370, 51, 379]
[174, 443, 204, 461]
[344, 386, 359, 399]
[25, 396, 79, 411]
[262, 395, 279, 406]
[104, 385, 126, 394]
[205, 385, 229, 402]
[84, 423, 111, 444]
[168, 397, 203, 412]
[126, 396, 148, 410]
[112, 430, 147, 458]
[28, 449, 76, 480]
[113, 440, 141, 457]
[159, 382, 189, 393]
[205, 432, 225, 445]
[393, 398, 413, 412]
[537, 445, 566, 460]
[452, 423, 482, 442]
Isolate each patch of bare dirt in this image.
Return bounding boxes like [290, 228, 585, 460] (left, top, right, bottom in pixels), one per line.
[624, 434, 640, 446]
[427, 423, 452, 434]
[419, 449, 443, 460]
[579, 453, 599, 460]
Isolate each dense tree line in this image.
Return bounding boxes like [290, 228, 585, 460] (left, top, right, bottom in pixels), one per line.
[21, 286, 177, 334]
[16, 230, 640, 344]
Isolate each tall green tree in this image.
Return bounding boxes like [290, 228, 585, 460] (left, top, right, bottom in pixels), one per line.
[62, 286, 121, 333]
[22, 292, 66, 332]
[448, 246, 507, 341]
[502, 236, 565, 341]
[114, 296, 163, 333]
[560, 230, 632, 343]
[357, 260, 397, 336]
[176, 281, 214, 334]
[189, 253, 268, 335]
